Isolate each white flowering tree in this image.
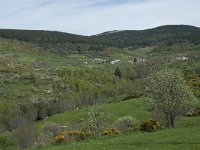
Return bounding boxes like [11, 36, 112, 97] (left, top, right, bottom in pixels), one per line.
[145, 68, 196, 128]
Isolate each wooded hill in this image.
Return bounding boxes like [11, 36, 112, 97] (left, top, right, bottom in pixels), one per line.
[0, 25, 200, 53]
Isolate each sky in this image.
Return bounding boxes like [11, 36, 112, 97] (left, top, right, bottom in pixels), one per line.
[0, 0, 199, 35]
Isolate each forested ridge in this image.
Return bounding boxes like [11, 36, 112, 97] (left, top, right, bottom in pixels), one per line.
[0, 25, 200, 53]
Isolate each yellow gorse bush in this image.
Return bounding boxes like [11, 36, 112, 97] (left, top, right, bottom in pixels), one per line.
[140, 120, 160, 132]
[103, 128, 120, 135]
[54, 135, 65, 143]
[54, 130, 87, 143]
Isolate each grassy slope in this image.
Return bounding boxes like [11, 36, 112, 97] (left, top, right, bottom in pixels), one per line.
[32, 98, 200, 150]
[1, 36, 199, 150]
[36, 98, 150, 130]
[33, 126, 200, 150]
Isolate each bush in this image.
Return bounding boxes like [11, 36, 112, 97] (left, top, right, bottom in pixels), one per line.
[81, 111, 110, 136]
[140, 119, 160, 132]
[54, 130, 87, 143]
[54, 135, 65, 143]
[0, 135, 16, 150]
[114, 116, 138, 132]
[14, 123, 37, 148]
[43, 122, 66, 137]
[103, 128, 120, 135]
[187, 107, 200, 117]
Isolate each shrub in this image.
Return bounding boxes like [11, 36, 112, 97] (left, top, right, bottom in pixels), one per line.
[54, 130, 87, 143]
[187, 107, 200, 117]
[114, 66, 123, 79]
[43, 122, 66, 137]
[66, 130, 86, 141]
[140, 119, 160, 132]
[14, 123, 37, 148]
[54, 135, 65, 143]
[114, 116, 138, 132]
[0, 135, 16, 150]
[103, 128, 120, 135]
[81, 111, 110, 136]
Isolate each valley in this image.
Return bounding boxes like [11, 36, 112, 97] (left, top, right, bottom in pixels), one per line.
[0, 25, 199, 150]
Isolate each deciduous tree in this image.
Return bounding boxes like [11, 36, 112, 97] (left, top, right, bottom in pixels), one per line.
[145, 68, 196, 128]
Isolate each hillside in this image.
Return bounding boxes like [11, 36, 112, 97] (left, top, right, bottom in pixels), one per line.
[31, 98, 200, 150]
[94, 25, 200, 48]
[0, 25, 200, 150]
[0, 25, 200, 54]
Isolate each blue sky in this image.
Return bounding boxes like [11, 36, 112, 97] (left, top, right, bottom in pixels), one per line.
[0, 0, 199, 35]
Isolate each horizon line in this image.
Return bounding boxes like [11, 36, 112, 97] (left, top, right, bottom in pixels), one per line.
[0, 24, 199, 36]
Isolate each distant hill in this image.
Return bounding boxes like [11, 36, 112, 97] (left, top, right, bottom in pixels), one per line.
[0, 25, 200, 53]
[93, 25, 200, 48]
[0, 29, 88, 44]
[0, 29, 94, 54]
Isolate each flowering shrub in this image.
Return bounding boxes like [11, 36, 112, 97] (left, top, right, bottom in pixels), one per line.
[140, 119, 160, 132]
[103, 128, 120, 135]
[66, 130, 86, 141]
[54, 130, 87, 143]
[82, 111, 109, 136]
[54, 135, 65, 143]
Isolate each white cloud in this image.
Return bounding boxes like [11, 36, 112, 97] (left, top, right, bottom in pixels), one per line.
[0, 0, 199, 35]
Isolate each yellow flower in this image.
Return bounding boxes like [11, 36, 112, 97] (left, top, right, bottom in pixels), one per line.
[55, 135, 65, 142]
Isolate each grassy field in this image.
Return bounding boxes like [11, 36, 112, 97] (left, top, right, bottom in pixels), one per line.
[32, 125, 200, 150]
[31, 98, 200, 150]
[131, 46, 155, 58]
[36, 98, 150, 131]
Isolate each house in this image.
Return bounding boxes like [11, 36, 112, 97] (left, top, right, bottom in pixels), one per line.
[110, 60, 121, 64]
[175, 56, 189, 61]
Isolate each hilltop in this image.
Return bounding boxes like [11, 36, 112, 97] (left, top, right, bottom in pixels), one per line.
[94, 25, 200, 48]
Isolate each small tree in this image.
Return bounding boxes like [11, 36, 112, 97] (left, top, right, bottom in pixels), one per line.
[145, 68, 196, 128]
[114, 66, 122, 79]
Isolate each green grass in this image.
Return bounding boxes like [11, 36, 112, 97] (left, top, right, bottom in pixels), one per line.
[131, 47, 155, 58]
[33, 118, 200, 150]
[1, 38, 200, 150]
[36, 98, 150, 130]
[33, 98, 200, 150]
